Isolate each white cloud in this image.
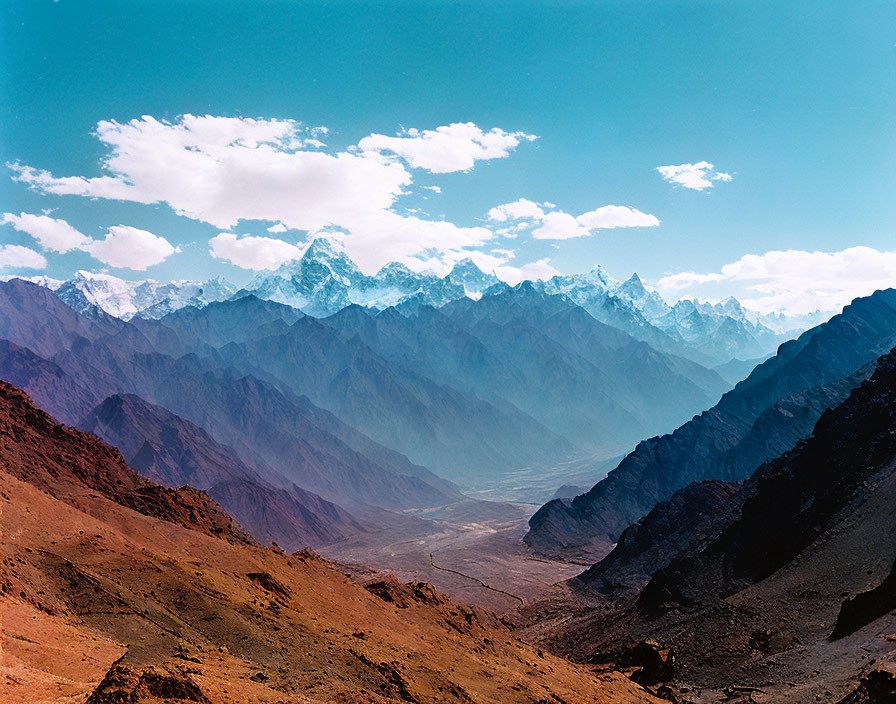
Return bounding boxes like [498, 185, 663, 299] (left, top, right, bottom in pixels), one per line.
[357, 122, 537, 174]
[656, 161, 732, 191]
[532, 211, 591, 240]
[209, 232, 303, 270]
[0, 245, 47, 270]
[487, 200, 659, 240]
[495, 257, 560, 285]
[487, 198, 545, 223]
[1, 210, 177, 270]
[2, 212, 92, 252]
[576, 205, 660, 229]
[655, 246, 896, 315]
[266, 223, 288, 233]
[10, 114, 518, 273]
[88, 225, 178, 270]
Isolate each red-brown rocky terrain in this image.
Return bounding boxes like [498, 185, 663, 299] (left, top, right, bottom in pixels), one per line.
[0, 380, 662, 704]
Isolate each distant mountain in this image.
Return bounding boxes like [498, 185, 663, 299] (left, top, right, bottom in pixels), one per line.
[80, 393, 363, 549]
[55, 270, 235, 320]
[526, 288, 896, 559]
[242, 238, 500, 317]
[20, 241, 817, 366]
[0, 279, 458, 512]
[535, 270, 801, 365]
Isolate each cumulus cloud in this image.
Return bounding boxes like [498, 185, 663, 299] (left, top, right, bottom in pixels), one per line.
[2, 212, 92, 252]
[209, 232, 303, 270]
[487, 200, 659, 240]
[487, 198, 545, 223]
[532, 211, 591, 240]
[10, 115, 527, 272]
[656, 161, 732, 191]
[655, 246, 896, 314]
[576, 205, 660, 229]
[0, 245, 47, 270]
[1, 211, 177, 270]
[495, 257, 560, 285]
[88, 225, 178, 270]
[357, 122, 537, 174]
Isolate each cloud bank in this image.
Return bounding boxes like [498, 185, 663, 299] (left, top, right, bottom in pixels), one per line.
[655, 246, 896, 314]
[487, 199, 660, 240]
[0, 244, 46, 270]
[357, 122, 537, 173]
[10, 115, 539, 274]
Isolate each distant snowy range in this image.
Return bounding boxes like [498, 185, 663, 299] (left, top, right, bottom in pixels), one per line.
[13, 237, 826, 370]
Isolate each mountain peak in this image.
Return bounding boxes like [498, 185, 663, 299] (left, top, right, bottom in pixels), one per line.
[449, 258, 486, 275]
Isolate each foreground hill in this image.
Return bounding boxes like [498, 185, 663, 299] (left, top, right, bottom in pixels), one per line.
[524, 347, 896, 702]
[526, 288, 896, 559]
[0, 380, 661, 704]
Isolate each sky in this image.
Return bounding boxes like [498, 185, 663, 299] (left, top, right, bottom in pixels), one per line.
[1, 0, 894, 315]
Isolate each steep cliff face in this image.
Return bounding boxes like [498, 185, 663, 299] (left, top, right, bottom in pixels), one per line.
[526, 288, 896, 560]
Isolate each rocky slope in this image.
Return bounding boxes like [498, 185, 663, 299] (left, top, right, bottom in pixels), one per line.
[80, 393, 364, 550]
[524, 346, 896, 702]
[526, 288, 896, 559]
[0, 379, 662, 704]
[0, 381, 247, 542]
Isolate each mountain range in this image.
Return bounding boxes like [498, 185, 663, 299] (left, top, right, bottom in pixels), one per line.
[10, 237, 825, 366]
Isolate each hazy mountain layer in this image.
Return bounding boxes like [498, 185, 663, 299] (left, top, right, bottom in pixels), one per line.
[80, 393, 364, 550]
[0, 279, 457, 513]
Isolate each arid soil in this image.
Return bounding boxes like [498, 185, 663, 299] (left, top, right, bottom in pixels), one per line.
[0, 382, 663, 704]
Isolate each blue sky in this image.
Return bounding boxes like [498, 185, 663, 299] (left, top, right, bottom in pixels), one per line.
[1, 0, 894, 314]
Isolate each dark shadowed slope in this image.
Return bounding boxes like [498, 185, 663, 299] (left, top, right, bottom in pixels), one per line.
[531, 347, 896, 702]
[0, 379, 661, 704]
[526, 288, 896, 559]
[80, 393, 364, 550]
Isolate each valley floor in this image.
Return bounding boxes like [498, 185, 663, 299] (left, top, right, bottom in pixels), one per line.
[321, 500, 587, 613]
